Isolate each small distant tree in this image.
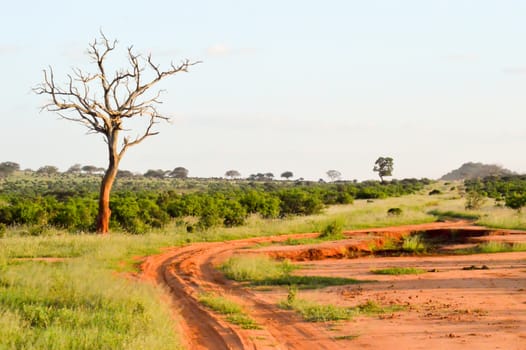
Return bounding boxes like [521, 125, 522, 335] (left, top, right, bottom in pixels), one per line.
[170, 167, 189, 179]
[225, 170, 241, 179]
[36, 165, 60, 176]
[281, 171, 294, 180]
[505, 192, 526, 213]
[66, 163, 82, 174]
[81, 165, 99, 175]
[373, 156, 394, 183]
[465, 190, 486, 210]
[326, 170, 341, 182]
[265, 172, 274, 180]
[144, 169, 168, 178]
[34, 32, 199, 233]
[116, 169, 135, 178]
[248, 173, 273, 181]
[0, 161, 20, 177]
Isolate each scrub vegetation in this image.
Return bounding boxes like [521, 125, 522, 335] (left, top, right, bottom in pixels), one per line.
[2, 173, 526, 348]
[280, 297, 404, 322]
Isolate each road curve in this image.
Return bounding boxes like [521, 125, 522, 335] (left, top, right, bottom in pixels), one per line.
[139, 221, 491, 349]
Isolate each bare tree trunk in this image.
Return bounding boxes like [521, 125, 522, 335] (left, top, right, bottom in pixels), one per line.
[35, 33, 199, 234]
[96, 141, 120, 234]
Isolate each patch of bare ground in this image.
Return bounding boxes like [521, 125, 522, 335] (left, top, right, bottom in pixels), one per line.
[139, 222, 526, 349]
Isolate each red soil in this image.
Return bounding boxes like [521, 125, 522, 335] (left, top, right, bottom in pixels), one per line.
[139, 222, 526, 349]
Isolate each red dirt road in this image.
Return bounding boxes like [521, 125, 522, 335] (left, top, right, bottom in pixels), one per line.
[140, 222, 526, 349]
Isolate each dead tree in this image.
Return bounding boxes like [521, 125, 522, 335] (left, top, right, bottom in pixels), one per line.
[35, 33, 199, 233]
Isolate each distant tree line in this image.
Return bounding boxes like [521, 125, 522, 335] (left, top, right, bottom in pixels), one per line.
[465, 175, 526, 212]
[0, 177, 430, 234]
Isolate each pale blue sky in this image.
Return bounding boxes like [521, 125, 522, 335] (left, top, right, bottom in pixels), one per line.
[1, 1, 525, 180]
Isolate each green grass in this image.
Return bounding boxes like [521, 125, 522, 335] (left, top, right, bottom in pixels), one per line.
[455, 241, 526, 254]
[2, 185, 526, 348]
[220, 255, 296, 282]
[334, 334, 360, 340]
[198, 293, 243, 314]
[254, 275, 368, 289]
[225, 314, 261, 329]
[280, 299, 404, 322]
[220, 255, 367, 289]
[427, 209, 480, 221]
[282, 219, 345, 245]
[402, 235, 427, 253]
[0, 232, 191, 350]
[0, 259, 180, 350]
[198, 292, 260, 329]
[318, 219, 345, 240]
[371, 267, 426, 275]
[283, 237, 324, 245]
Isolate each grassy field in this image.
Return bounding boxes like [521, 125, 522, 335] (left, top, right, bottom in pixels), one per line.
[2, 182, 526, 348]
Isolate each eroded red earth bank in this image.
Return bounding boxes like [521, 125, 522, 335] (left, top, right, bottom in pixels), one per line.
[140, 222, 526, 350]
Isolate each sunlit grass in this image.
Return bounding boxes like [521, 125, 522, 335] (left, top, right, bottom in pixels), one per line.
[455, 241, 526, 254]
[198, 292, 260, 329]
[371, 267, 426, 275]
[0, 259, 181, 350]
[219, 255, 366, 289]
[280, 298, 404, 322]
[2, 185, 526, 348]
[402, 235, 427, 253]
[220, 255, 296, 282]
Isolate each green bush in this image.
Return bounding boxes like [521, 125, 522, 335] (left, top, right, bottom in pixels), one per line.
[387, 207, 402, 216]
[278, 189, 324, 216]
[464, 190, 486, 210]
[319, 219, 344, 239]
[505, 192, 526, 213]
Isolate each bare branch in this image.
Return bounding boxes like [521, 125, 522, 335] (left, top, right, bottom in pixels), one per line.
[35, 32, 199, 162]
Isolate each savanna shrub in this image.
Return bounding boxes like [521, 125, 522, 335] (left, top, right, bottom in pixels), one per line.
[278, 189, 324, 216]
[387, 207, 403, 216]
[319, 219, 344, 239]
[505, 192, 526, 213]
[222, 200, 247, 227]
[465, 190, 486, 210]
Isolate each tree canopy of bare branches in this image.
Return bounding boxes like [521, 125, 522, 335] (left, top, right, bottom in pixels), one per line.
[35, 32, 200, 233]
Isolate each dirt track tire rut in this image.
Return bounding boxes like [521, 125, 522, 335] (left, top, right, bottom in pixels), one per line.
[139, 221, 524, 349]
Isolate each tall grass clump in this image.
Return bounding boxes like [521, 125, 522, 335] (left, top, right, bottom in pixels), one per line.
[477, 241, 526, 254]
[454, 241, 526, 255]
[220, 255, 295, 282]
[198, 292, 260, 329]
[280, 298, 403, 322]
[318, 219, 344, 240]
[198, 293, 243, 315]
[371, 267, 425, 275]
[219, 255, 364, 289]
[402, 234, 427, 253]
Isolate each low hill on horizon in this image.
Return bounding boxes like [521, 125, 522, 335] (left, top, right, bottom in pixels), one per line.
[440, 162, 516, 181]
